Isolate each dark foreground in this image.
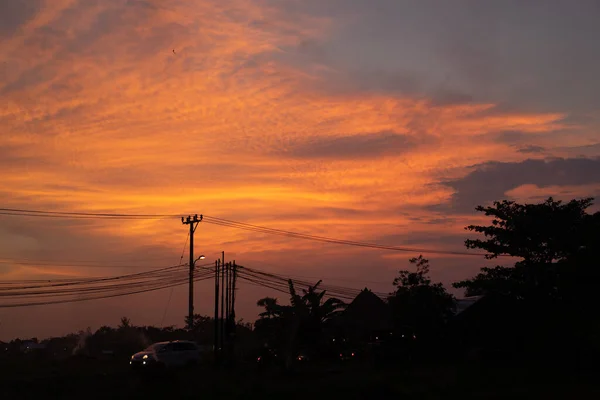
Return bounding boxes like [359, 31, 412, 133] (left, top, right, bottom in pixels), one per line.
[1, 357, 599, 399]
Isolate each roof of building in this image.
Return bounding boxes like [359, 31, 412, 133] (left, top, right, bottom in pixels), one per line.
[336, 288, 392, 331]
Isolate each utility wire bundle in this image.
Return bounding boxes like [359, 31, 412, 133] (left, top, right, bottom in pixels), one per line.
[0, 263, 214, 308]
[0, 262, 389, 308]
[0, 207, 489, 257]
[236, 265, 389, 301]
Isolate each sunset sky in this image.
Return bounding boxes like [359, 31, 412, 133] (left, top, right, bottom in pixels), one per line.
[1, 0, 599, 340]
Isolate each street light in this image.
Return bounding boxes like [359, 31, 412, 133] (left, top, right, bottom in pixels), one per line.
[192, 255, 205, 269]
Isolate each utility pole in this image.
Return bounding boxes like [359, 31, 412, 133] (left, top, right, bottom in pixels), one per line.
[182, 214, 202, 330]
[225, 261, 230, 338]
[220, 252, 225, 355]
[214, 259, 220, 363]
[231, 261, 237, 323]
[230, 260, 237, 365]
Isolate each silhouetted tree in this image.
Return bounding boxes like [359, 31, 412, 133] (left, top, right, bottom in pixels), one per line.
[184, 314, 211, 331]
[287, 280, 346, 364]
[292, 280, 345, 350]
[254, 297, 292, 355]
[388, 256, 455, 340]
[453, 197, 600, 303]
[453, 197, 600, 362]
[256, 297, 286, 319]
[254, 280, 345, 367]
[118, 317, 131, 330]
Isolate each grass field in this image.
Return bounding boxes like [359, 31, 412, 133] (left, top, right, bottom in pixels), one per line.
[2, 356, 599, 399]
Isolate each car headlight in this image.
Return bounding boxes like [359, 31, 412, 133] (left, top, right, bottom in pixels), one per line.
[143, 355, 148, 360]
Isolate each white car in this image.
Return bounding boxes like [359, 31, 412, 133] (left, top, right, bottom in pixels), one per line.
[130, 340, 203, 369]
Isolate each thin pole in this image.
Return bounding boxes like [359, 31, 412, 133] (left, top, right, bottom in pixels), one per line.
[225, 261, 230, 337]
[230, 261, 237, 364]
[214, 259, 220, 361]
[231, 261, 237, 322]
[188, 217, 194, 329]
[220, 252, 225, 353]
[181, 214, 202, 330]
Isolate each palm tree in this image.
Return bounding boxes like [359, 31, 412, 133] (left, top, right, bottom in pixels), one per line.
[255, 280, 346, 368]
[256, 297, 286, 319]
[285, 279, 346, 366]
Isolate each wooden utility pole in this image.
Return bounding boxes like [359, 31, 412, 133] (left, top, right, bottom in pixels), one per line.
[231, 261, 237, 323]
[230, 260, 237, 364]
[220, 252, 225, 353]
[214, 259, 220, 362]
[182, 214, 202, 330]
[225, 261, 230, 339]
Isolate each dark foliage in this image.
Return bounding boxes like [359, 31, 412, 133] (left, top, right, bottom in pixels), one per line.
[254, 280, 345, 364]
[454, 197, 600, 304]
[388, 255, 456, 340]
[453, 197, 600, 362]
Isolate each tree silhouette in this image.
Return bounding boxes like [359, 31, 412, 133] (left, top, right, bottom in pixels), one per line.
[454, 197, 600, 302]
[118, 317, 131, 330]
[464, 197, 594, 262]
[388, 256, 455, 340]
[254, 280, 345, 367]
[286, 280, 346, 364]
[256, 297, 286, 319]
[453, 197, 600, 362]
[184, 314, 211, 331]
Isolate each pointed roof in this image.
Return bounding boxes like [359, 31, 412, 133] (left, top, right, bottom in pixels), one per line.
[337, 288, 392, 331]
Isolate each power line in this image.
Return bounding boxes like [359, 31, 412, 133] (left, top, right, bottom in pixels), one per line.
[160, 232, 190, 327]
[235, 265, 389, 301]
[201, 215, 492, 257]
[0, 262, 212, 287]
[0, 258, 187, 269]
[0, 212, 168, 220]
[0, 273, 215, 308]
[0, 207, 497, 257]
[0, 264, 188, 291]
[0, 258, 395, 309]
[0, 264, 216, 307]
[0, 208, 179, 219]
[241, 261, 391, 285]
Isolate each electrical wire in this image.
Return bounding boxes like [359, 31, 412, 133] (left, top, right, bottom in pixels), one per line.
[0, 264, 188, 290]
[0, 207, 497, 257]
[0, 257, 392, 309]
[0, 270, 199, 298]
[0, 257, 184, 269]
[160, 232, 190, 326]
[0, 265, 216, 306]
[0, 273, 215, 308]
[235, 265, 388, 301]
[0, 208, 179, 219]
[201, 215, 492, 257]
